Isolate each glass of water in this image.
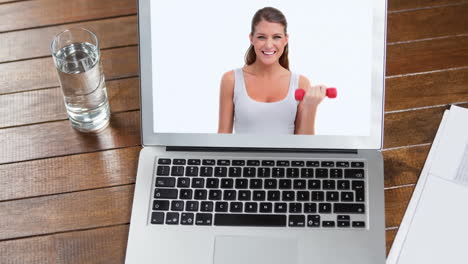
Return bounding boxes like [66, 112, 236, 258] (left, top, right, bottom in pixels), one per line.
[50, 28, 110, 132]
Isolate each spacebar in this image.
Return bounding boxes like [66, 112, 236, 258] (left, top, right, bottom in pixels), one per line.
[214, 214, 286, 227]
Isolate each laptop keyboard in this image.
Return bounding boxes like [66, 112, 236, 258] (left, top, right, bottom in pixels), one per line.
[150, 158, 367, 228]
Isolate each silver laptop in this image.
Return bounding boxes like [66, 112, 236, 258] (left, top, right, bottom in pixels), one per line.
[126, 0, 387, 263]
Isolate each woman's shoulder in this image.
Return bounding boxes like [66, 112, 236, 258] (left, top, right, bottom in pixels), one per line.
[221, 70, 235, 83]
[297, 74, 311, 88]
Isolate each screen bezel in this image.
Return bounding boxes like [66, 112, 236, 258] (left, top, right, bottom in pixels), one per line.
[138, 0, 386, 150]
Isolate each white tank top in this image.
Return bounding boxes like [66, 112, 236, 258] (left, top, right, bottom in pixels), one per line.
[233, 68, 299, 134]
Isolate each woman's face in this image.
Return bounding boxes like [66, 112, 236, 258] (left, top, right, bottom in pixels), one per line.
[250, 20, 288, 66]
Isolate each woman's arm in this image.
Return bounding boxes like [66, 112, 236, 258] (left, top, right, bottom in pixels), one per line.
[218, 71, 235, 133]
[294, 76, 327, 135]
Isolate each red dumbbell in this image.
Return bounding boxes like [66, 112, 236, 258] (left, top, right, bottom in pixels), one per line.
[295, 87, 337, 101]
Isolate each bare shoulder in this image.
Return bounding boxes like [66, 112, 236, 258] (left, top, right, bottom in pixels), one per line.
[298, 74, 311, 88]
[220, 70, 235, 94]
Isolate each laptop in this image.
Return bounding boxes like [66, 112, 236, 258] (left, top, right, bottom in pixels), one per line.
[126, 0, 387, 263]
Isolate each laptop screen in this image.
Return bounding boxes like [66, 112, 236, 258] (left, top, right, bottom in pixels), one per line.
[142, 0, 385, 148]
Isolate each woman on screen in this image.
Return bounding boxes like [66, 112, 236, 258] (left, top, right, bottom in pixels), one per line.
[218, 7, 327, 135]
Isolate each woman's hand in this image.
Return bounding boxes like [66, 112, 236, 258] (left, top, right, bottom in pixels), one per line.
[300, 84, 327, 108]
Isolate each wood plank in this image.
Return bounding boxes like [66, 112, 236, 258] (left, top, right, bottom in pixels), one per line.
[385, 67, 468, 111]
[385, 186, 415, 227]
[383, 144, 430, 187]
[386, 229, 398, 256]
[0, 16, 138, 63]
[0, 0, 136, 33]
[388, 0, 467, 11]
[387, 4, 468, 43]
[386, 35, 468, 76]
[0, 185, 133, 240]
[0, 147, 140, 201]
[0, 77, 140, 128]
[0, 46, 139, 94]
[0, 111, 140, 164]
[0, 225, 128, 264]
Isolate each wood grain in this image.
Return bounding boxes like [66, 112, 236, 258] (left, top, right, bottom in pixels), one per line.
[0, 16, 138, 63]
[0, 46, 139, 94]
[0, 147, 140, 201]
[387, 3, 468, 43]
[386, 35, 468, 76]
[0, 0, 136, 33]
[388, 0, 467, 11]
[386, 229, 398, 255]
[0, 225, 128, 264]
[0, 111, 140, 164]
[0, 77, 140, 128]
[0, 185, 133, 240]
[385, 186, 415, 227]
[385, 67, 468, 111]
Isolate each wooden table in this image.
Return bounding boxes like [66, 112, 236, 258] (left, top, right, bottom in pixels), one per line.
[0, 0, 467, 262]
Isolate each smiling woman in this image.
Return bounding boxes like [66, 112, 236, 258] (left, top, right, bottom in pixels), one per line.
[217, 7, 329, 135]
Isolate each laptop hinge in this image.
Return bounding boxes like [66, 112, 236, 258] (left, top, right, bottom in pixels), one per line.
[166, 146, 357, 154]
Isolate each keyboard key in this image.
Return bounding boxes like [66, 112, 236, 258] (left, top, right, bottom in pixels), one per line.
[352, 221, 366, 228]
[322, 221, 335, 227]
[206, 178, 219, 188]
[223, 190, 236, 200]
[301, 168, 314, 178]
[156, 166, 170, 176]
[279, 179, 292, 189]
[316, 169, 328, 178]
[186, 201, 199, 211]
[341, 192, 354, 202]
[286, 168, 300, 178]
[318, 203, 332, 213]
[292, 161, 305, 167]
[253, 191, 266, 201]
[171, 166, 184, 176]
[336, 161, 349, 167]
[166, 212, 179, 225]
[311, 191, 324, 201]
[230, 202, 243, 212]
[217, 160, 230, 166]
[243, 167, 256, 177]
[215, 214, 286, 227]
[221, 178, 234, 189]
[337, 180, 350, 190]
[154, 188, 178, 199]
[195, 213, 213, 225]
[267, 191, 280, 201]
[293, 180, 306, 189]
[200, 167, 213, 177]
[330, 169, 343, 179]
[337, 215, 351, 221]
[323, 180, 336, 190]
[151, 212, 165, 224]
[153, 200, 169, 211]
[272, 168, 285, 178]
[334, 203, 365, 214]
[215, 202, 229, 212]
[203, 159, 216, 165]
[352, 180, 366, 202]
[345, 169, 365, 179]
[209, 190, 222, 200]
[201, 201, 214, 212]
[188, 159, 201, 165]
[179, 189, 193, 199]
[277, 160, 290, 166]
[289, 203, 302, 213]
[171, 200, 184, 211]
[351, 162, 364, 168]
[258, 167, 271, 178]
[247, 160, 260, 166]
[297, 191, 310, 201]
[214, 167, 227, 177]
[238, 190, 251, 201]
[306, 161, 320, 167]
[337, 221, 350, 227]
[259, 202, 273, 213]
[181, 213, 195, 225]
[274, 203, 287, 213]
[308, 180, 321, 189]
[186, 166, 199, 177]
[177, 178, 190, 188]
[288, 215, 305, 227]
[173, 159, 186, 165]
[307, 215, 320, 227]
[304, 203, 317, 213]
[235, 179, 248, 189]
[265, 179, 277, 189]
[232, 160, 245, 166]
[245, 202, 258, 213]
[326, 191, 339, 201]
[321, 161, 334, 167]
[229, 167, 242, 177]
[155, 177, 176, 187]
[282, 191, 295, 201]
[261, 160, 275, 166]
[194, 189, 207, 200]
[250, 179, 263, 189]
[158, 159, 171, 165]
[191, 178, 204, 188]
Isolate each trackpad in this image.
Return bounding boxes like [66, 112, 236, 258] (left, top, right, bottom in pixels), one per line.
[213, 236, 298, 264]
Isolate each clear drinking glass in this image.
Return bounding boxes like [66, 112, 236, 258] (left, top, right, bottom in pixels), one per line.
[50, 28, 110, 132]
